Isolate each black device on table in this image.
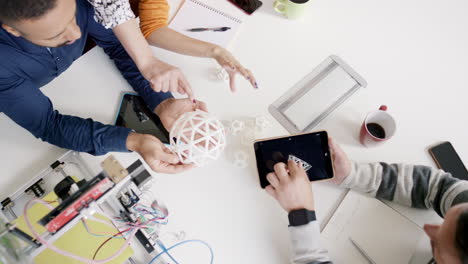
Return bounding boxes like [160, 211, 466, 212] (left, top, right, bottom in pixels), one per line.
[114, 93, 170, 144]
[228, 0, 263, 15]
[429, 141, 468, 180]
[254, 131, 334, 188]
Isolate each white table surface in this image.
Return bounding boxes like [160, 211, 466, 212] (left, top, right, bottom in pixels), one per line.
[1, 0, 468, 263]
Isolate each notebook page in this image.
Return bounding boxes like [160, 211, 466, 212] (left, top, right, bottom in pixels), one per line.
[169, 0, 242, 48]
[322, 191, 425, 264]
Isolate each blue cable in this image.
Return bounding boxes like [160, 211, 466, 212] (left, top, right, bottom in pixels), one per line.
[156, 240, 179, 264]
[148, 240, 214, 264]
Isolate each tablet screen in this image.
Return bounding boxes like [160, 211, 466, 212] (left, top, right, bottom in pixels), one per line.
[114, 94, 170, 144]
[254, 131, 333, 188]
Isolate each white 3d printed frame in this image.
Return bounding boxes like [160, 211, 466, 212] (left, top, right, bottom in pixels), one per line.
[170, 110, 226, 167]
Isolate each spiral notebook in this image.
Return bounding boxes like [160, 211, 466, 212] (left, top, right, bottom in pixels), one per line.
[169, 0, 243, 48]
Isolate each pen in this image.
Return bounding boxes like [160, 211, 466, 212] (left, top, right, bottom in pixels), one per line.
[186, 27, 231, 32]
[349, 238, 376, 264]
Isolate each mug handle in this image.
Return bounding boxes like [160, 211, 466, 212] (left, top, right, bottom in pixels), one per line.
[379, 105, 388, 111]
[274, 0, 287, 14]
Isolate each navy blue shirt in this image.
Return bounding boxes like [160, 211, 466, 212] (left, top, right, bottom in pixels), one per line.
[0, 0, 172, 155]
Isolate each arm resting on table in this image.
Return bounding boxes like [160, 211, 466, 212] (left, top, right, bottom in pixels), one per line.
[0, 75, 131, 155]
[341, 162, 468, 217]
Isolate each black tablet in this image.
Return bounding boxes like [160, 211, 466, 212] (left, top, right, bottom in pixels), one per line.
[114, 93, 170, 144]
[254, 131, 334, 188]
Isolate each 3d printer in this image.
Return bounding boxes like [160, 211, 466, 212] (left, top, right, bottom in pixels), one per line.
[0, 151, 167, 264]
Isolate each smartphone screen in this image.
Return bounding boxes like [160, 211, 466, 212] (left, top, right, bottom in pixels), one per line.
[228, 0, 263, 15]
[254, 131, 334, 188]
[114, 94, 170, 144]
[429, 142, 468, 180]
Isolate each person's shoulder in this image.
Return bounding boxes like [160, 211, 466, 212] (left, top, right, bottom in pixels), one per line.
[0, 27, 15, 47]
[74, 0, 98, 28]
[0, 30, 21, 66]
[75, 0, 93, 12]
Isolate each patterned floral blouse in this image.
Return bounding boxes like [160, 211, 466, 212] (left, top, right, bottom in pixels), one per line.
[88, 0, 136, 29]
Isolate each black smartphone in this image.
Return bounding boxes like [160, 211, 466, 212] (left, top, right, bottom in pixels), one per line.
[254, 131, 334, 188]
[114, 93, 170, 144]
[429, 141, 468, 180]
[228, 0, 263, 15]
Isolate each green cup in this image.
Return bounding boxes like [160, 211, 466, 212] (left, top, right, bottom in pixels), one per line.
[274, 0, 310, 19]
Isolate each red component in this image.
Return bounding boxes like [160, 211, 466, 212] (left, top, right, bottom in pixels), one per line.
[45, 178, 114, 233]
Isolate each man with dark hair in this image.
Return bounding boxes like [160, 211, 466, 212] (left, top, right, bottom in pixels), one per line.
[0, 0, 204, 173]
[0, 0, 57, 24]
[265, 139, 468, 264]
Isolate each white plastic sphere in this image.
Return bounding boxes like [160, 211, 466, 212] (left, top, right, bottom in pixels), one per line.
[170, 110, 226, 167]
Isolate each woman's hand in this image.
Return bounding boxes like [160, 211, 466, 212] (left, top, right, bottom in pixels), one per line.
[140, 57, 195, 101]
[211, 46, 257, 92]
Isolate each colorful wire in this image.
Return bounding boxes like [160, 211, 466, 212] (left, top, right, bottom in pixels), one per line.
[92, 227, 133, 260]
[91, 214, 167, 260]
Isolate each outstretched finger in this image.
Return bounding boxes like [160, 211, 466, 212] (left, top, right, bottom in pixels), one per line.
[245, 69, 258, 89]
[178, 75, 195, 102]
[228, 71, 237, 92]
[236, 65, 250, 81]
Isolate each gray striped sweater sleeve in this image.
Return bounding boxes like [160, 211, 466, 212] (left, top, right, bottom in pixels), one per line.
[288, 162, 468, 264]
[340, 162, 468, 217]
[289, 221, 332, 264]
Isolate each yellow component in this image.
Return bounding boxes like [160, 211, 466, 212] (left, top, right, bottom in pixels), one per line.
[101, 155, 129, 184]
[13, 192, 133, 264]
[71, 176, 80, 182]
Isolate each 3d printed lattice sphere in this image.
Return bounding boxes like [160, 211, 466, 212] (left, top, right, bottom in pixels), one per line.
[170, 110, 226, 166]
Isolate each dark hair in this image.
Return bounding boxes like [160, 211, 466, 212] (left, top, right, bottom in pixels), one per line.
[0, 0, 57, 23]
[456, 207, 468, 264]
